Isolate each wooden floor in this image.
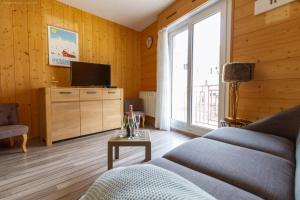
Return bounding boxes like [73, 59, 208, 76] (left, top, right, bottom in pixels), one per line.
[0, 129, 192, 200]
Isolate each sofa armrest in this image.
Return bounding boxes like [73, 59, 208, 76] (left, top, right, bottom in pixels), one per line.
[243, 105, 300, 142]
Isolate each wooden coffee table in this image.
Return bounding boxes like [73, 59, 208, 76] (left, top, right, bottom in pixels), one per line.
[107, 130, 151, 170]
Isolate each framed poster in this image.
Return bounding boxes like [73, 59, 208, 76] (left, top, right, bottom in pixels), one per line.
[48, 26, 79, 67]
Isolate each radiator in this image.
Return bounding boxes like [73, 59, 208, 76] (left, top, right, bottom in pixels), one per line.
[139, 91, 156, 117]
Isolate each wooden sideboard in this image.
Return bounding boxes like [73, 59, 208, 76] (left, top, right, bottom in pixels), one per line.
[39, 87, 123, 146]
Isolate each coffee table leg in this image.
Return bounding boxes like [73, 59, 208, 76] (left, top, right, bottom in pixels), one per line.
[108, 143, 113, 170]
[115, 146, 119, 159]
[145, 143, 151, 162]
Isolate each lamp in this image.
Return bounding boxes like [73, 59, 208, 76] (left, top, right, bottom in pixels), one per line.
[222, 62, 255, 121]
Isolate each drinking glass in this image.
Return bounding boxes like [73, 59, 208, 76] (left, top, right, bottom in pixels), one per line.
[128, 116, 134, 140]
[120, 117, 126, 138]
[135, 115, 141, 137]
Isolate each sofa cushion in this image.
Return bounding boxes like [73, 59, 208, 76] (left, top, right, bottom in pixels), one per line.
[295, 130, 300, 200]
[149, 158, 263, 200]
[0, 125, 28, 140]
[163, 138, 295, 200]
[204, 127, 295, 163]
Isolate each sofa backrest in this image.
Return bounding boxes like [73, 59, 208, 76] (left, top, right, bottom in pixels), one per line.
[296, 130, 300, 200]
[0, 103, 19, 126]
[244, 105, 300, 141]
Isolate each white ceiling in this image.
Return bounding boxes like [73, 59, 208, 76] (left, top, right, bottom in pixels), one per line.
[57, 0, 175, 31]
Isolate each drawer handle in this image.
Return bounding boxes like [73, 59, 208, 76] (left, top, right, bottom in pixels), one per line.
[59, 91, 72, 95]
[108, 91, 116, 94]
[86, 91, 96, 94]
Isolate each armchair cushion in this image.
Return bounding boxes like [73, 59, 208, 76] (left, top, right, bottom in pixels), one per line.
[0, 113, 9, 126]
[0, 103, 19, 125]
[0, 125, 28, 140]
[124, 98, 144, 113]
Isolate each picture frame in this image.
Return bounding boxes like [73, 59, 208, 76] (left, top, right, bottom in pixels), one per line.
[48, 26, 79, 67]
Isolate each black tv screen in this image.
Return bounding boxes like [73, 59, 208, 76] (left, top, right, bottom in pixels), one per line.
[71, 62, 111, 87]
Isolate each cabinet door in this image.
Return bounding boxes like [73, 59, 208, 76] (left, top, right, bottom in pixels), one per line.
[51, 102, 81, 141]
[103, 100, 121, 131]
[80, 101, 102, 135]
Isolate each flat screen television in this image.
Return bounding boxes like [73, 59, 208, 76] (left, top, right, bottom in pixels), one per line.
[70, 62, 111, 87]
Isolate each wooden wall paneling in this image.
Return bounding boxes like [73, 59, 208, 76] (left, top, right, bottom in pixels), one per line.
[91, 15, 100, 64]
[252, 57, 300, 80]
[0, 0, 141, 139]
[0, 3, 16, 103]
[28, 0, 44, 137]
[124, 29, 131, 98]
[239, 79, 300, 100]
[158, 0, 208, 28]
[238, 98, 300, 121]
[103, 20, 110, 65]
[82, 12, 93, 62]
[141, 22, 157, 91]
[121, 26, 127, 94]
[113, 25, 123, 91]
[63, 4, 74, 30]
[111, 24, 118, 88]
[233, 1, 253, 21]
[134, 32, 141, 98]
[117, 25, 122, 88]
[233, 17, 300, 51]
[12, 3, 32, 135]
[233, 3, 300, 37]
[72, 8, 83, 63]
[41, 0, 52, 85]
[97, 18, 107, 64]
[234, 0, 252, 9]
[107, 22, 114, 69]
[232, 0, 300, 121]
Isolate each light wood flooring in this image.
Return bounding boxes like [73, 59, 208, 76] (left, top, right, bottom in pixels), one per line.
[0, 129, 192, 200]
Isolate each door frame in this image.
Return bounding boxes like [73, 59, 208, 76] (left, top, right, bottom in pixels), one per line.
[169, 0, 231, 136]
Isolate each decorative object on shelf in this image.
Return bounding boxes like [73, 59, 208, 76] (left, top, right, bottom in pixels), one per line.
[146, 36, 153, 49]
[222, 62, 255, 122]
[220, 117, 252, 128]
[255, 0, 296, 15]
[48, 26, 79, 67]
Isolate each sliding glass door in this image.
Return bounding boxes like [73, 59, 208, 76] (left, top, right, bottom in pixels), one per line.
[191, 12, 221, 129]
[170, 1, 227, 133]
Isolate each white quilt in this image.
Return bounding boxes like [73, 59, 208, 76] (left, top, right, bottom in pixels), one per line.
[80, 164, 217, 200]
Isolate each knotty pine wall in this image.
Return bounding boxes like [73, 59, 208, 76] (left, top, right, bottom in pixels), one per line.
[232, 0, 300, 121]
[141, 0, 300, 122]
[0, 0, 141, 138]
[141, 22, 158, 91]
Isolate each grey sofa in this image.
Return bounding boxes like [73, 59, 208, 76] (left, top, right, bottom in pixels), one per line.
[149, 105, 300, 200]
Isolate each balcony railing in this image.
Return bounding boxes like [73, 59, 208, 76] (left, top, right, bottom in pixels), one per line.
[192, 84, 219, 127]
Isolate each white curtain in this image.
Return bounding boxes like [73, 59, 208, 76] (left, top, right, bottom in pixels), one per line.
[155, 28, 171, 131]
